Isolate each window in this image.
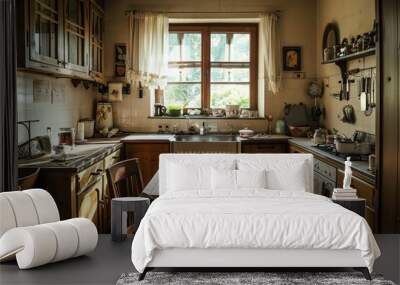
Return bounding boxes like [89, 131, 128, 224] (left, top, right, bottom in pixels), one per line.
[166, 24, 258, 110]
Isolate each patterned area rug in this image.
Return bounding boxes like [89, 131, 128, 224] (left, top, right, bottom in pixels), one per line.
[116, 271, 395, 285]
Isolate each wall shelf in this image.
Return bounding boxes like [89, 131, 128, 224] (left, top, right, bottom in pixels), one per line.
[322, 47, 376, 101]
[322, 48, 376, 65]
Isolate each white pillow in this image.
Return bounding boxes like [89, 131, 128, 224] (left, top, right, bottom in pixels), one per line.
[167, 163, 211, 191]
[211, 168, 237, 190]
[237, 169, 267, 189]
[166, 159, 236, 193]
[265, 162, 307, 191]
[238, 158, 309, 191]
[211, 169, 267, 190]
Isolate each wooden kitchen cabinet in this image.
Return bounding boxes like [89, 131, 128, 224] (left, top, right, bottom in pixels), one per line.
[21, 145, 122, 233]
[64, 0, 90, 74]
[16, 0, 103, 81]
[241, 142, 288, 153]
[337, 170, 376, 231]
[125, 142, 171, 186]
[88, 0, 104, 82]
[289, 141, 377, 231]
[17, 0, 64, 71]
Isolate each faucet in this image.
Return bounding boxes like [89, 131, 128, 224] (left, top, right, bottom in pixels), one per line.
[227, 123, 234, 135]
[185, 115, 191, 133]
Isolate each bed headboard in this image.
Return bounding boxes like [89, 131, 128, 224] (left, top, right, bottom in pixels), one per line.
[159, 153, 314, 195]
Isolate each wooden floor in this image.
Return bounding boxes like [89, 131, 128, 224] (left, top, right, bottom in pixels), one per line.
[0, 235, 399, 285]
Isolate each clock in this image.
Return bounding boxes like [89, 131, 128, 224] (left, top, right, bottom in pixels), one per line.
[308, 81, 323, 98]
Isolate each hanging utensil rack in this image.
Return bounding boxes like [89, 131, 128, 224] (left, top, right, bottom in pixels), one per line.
[322, 47, 376, 101]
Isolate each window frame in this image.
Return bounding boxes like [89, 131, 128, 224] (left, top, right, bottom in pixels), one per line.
[168, 23, 258, 110]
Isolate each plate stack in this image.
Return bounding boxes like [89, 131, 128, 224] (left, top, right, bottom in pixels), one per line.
[332, 188, 358, 200]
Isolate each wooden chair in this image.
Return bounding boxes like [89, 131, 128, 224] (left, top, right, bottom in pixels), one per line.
[106, 158, 144, 199]
[106, 158, 144, 233]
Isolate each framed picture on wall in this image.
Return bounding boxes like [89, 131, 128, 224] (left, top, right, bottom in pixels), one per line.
[283, 46, 302, 71]
[114, 43, 127, 77]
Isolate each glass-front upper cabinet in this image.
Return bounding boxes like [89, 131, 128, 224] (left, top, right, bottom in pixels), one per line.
[29, 0, 64, 67]
[17, 0, 104, 80]
[64, 0, 89, 73]
[89, 0, 104, 81]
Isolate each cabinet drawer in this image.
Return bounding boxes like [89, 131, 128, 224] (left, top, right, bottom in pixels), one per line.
[241, 143, 287, 153]
[104, 149, 121, 169]
[78, 161, 104, 191]
[314, 159, 336, 182]
[337, 170, 375, 208]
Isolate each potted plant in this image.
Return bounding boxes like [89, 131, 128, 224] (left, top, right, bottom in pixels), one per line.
[167, 104, 182, 117]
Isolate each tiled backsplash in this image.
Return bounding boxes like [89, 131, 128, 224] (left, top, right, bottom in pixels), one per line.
[17, 72, 97, 145]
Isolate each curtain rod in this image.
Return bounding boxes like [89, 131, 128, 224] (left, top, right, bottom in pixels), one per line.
[125, 10, 282, 16]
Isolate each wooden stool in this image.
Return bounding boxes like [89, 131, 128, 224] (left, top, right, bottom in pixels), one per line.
[111, 197, 150, 242]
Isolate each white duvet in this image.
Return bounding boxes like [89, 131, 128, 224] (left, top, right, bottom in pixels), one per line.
[131, 190, 380, 273]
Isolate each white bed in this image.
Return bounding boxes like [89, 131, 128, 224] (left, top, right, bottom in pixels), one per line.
[131, 154, 380, 280]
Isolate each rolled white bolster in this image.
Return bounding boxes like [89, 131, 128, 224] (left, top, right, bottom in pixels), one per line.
[0, 218, 97, 269]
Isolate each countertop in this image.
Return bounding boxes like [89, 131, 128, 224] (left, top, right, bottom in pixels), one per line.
[121, 133, 291, 142]
[289, 138, 375, 181]
[18, 142, 122, 172]
[121, 134, 176, 142]
[17, 134, 374, 181]
[238, 134, 291, 142]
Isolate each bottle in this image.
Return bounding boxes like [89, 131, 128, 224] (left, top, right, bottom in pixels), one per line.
[200, 122, 205, 135]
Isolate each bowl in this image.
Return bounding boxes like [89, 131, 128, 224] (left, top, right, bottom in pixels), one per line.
[288, 126, 310, 137]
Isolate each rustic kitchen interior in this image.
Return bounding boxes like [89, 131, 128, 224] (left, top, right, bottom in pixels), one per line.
[3, 0, 400, 283]
[10, 0, 398, 237]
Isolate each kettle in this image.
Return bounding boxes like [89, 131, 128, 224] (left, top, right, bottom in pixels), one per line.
[154, 104, 167, 116]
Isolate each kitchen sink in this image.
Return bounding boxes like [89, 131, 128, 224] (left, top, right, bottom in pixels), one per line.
[173, 134, 239, 153]
[174, 134, 238, 142]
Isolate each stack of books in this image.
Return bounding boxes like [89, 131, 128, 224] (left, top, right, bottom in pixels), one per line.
[332, 188, 358, 200]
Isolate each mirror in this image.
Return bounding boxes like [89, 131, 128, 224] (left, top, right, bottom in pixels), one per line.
[322, 22, 340, 60]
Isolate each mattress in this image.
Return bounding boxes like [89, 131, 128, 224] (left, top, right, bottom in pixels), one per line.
[131, 190, 380, 273]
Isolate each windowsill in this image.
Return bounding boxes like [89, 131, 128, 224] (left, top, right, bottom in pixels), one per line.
[148, 116, 265, 120]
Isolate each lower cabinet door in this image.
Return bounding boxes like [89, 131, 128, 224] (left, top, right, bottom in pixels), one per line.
[77, 177, 102, 231]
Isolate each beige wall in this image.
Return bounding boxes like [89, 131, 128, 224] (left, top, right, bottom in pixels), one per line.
[317, 0, 376, 137]
[17, 72, 97, 144]
[103, 0, 317, 133]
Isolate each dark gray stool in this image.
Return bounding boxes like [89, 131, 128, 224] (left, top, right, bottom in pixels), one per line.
[332, 198, 366, 217]
[111, 197, 150, 242]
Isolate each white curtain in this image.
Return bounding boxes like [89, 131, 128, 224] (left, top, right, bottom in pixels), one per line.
[260, 13, 281, 94]
[126, 12, 169, 87]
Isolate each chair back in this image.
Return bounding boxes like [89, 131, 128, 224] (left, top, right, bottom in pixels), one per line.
[106, 158, 144, 198]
